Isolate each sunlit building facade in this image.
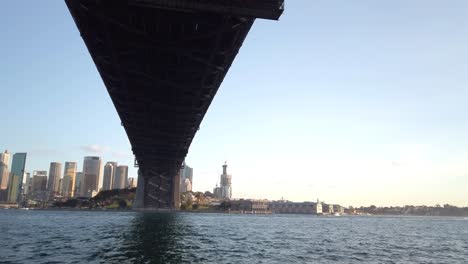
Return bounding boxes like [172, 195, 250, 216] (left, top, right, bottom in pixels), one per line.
[0, 150, 10, 190]
[103, 162, 117, 191]
[62, 162, 77, 198]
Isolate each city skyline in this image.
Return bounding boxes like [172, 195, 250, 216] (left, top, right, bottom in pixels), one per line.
[0, 150, 135, 202]
[1, 1, 468, 206]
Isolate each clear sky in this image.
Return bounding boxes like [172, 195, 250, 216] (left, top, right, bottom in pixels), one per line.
[1, 1, 468, 207]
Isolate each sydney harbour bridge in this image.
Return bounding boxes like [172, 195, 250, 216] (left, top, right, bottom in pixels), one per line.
[65, 0, 284, 209]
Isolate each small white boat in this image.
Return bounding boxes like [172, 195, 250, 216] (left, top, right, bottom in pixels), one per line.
[334, 212, 340, 216]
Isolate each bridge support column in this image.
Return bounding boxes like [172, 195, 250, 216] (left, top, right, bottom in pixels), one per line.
[133, 169, 145, 209]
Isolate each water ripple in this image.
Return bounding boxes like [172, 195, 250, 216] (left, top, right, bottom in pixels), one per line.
[0, 211, 467, 263]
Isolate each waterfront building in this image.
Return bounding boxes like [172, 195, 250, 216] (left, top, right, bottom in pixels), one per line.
[113, 165, 128, 189]
[333, 204, 344, 214]
[81, 157, 102, 197]
[32, 171, 48, 193]
[62, 162, 77, 198]
[0, 150, 10, 190]
[47, 162, 62, 197]
[269, 201, 323, 215]
[74, 172, 83, 197]
[230, 199, 270, 213]
[179, 161, 193, 192]
[314, 202, 323, 214]
[6, 153, 27, 203]
[322, 203, 334, 214]
[219, 162, 232, 200]
[103, 162, 117, 190]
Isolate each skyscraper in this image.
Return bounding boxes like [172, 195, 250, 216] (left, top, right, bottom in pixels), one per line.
[113, 165, 128, 189]
[74, 172, 83, 197]
[103, 162, 117, 191]
[47, 162, 62, 197]
[62, 162, 77, 198]
[81, 156, 102, 197]
[32, 171, 48, 193]
[0, 150, 11, 190]
[179, 161, 193, 193]
[0, 150, 10, 166]
[219, 162, 232, 200]
[22, 172, 31, 195]
[7, 153, 27, 203]
[0, 162, 8, 190]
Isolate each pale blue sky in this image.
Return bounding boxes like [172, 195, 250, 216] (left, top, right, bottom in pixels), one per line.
[1, 1, 468, 206]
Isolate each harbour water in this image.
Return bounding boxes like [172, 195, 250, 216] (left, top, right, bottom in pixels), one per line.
[0, 210, 467, 263]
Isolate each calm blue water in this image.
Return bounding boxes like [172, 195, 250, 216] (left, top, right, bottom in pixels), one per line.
[0, 210, 467, 263]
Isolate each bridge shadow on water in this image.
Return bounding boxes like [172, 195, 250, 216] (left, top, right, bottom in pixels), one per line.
[113, 213, 190, 263]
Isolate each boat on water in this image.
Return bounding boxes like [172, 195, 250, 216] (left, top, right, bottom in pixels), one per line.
[334, 212, 340, 217]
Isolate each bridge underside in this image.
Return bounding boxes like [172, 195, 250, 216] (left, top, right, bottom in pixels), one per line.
[65, 0, 283, 208]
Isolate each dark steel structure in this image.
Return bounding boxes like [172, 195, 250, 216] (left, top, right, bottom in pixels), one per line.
[65, 0, 283, 208]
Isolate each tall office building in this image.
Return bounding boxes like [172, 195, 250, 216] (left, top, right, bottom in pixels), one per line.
[219, 162, 232, 200]
[7, 153, 27, 203]
[22, 172, 31, 195]
[32, 171, 48, 193]
[47, 162, 62, 197]
[62, 162, 77, 198]
[0, 150, 10, 166]
[113, 165, 128, 189]
[0, 162, 8, 190]
[74, 172, 83, 197]
[0, 150, 11, 190]
[0, 162, 8, 201]
[179, 161, 193, 192]
[103, 162, 117, 190]
[81, 157, 102, 197]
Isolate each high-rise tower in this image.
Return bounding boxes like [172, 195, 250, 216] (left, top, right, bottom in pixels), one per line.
[179, 161, 193, 193]
[81, 156, 102, 197]
[0, 150, 11, 190]
[103, 162, 117, 190]
[62, 162, 77, 198]
[7, 153, 27, 203]
[113, 165, 128, 189]
[47, 162, 62, 197]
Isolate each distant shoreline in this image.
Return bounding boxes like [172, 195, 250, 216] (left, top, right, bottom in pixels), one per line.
[3, 208, 468, 218]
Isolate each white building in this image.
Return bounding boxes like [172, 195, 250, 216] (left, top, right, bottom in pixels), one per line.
[103, 162, 117, 190]
[0, 150, 11, 190]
